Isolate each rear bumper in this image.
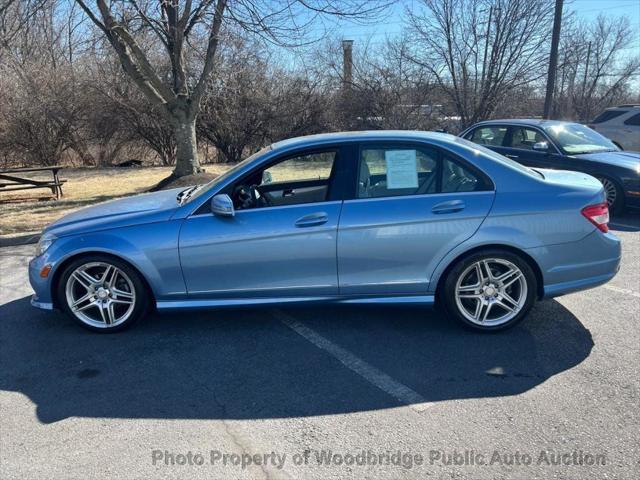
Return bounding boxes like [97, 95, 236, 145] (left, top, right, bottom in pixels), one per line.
[526, 229, 621, 298]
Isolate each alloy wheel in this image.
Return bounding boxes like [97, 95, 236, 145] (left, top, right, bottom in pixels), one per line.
[597, 177, 617, 208]
[65, 262, 136, 328]
[454, 258, 528, 327]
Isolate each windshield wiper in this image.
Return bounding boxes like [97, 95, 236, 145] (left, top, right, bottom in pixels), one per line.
[179, 185, 204, 205]
[177, 186, 198, 205]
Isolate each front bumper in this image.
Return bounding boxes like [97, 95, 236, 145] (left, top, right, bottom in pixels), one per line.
[29, 254, 55, 309]
[30, 295, 54, 310]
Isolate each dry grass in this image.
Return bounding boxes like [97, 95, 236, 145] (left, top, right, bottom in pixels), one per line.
[0, 161, 335, 237]
[0, 165, 230, 237]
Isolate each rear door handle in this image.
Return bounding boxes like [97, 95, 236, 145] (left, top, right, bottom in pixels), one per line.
[295, 212, 328, 227]
[432, 200, 465, 214]
[283, 189, 295, 197]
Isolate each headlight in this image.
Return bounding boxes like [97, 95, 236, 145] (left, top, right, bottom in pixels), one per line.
[35, 233, 56, 257]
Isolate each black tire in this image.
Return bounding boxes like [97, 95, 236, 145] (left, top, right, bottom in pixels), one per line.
[440, 249, 538, 332]
[56, 254, 150, 333]
[595, 176, 624, 215]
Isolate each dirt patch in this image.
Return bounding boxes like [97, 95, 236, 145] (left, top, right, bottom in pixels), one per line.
[149, 171, 220, 191]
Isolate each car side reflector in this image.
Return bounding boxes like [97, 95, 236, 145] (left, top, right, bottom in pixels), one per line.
[39, 264, 52, 278]
[581, 203, 610, 233]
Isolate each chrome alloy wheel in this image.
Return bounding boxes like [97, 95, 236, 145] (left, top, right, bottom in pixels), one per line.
[65, 262, 136, 328]
[454, 258, 527, 327]
[597, 177, 617, 208]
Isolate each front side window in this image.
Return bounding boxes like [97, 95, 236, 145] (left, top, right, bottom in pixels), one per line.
[506, 127, 548, 151]
[232, 150, 337, 210]
[357, 145, 486, 199]
[261, 152, 335, 184]
[469, 126, 508, 146]
[543, 123, 617, 154]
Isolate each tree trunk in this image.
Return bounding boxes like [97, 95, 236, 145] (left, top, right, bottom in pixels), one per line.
[170, 112, 201, 177]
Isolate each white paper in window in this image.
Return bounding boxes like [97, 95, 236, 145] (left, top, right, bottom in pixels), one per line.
[385, 150, 418, 189]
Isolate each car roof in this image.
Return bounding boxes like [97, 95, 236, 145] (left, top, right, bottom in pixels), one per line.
[469, 119, 580, 128]
[270, 130, 457, 151]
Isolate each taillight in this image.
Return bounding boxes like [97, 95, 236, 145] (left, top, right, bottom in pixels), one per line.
[581, 202, 609, 233]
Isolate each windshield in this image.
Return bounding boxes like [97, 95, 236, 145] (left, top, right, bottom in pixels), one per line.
[181, 146, 272, 204]
[543, 123, 617, 155]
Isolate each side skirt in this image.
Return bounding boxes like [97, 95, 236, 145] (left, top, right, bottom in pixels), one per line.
[156, 295, 436, 311]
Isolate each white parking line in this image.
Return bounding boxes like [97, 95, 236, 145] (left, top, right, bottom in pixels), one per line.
[273, 309, 434, 412]
[603, 285, 640, 299]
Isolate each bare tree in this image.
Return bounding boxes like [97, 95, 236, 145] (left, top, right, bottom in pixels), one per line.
[555, 15, 639, 121]
[406, 0, 554, 127]
[74, 0, 389, 178]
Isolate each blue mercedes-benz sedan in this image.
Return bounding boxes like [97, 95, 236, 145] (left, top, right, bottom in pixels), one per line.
[460, 119, 640, 213]
[29, 131, 621, 333]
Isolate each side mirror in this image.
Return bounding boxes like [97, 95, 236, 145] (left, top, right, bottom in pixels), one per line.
[532, 141, 549, 152]
[211, 194, 234, 217]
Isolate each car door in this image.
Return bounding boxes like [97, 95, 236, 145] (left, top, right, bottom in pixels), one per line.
[622, 112, 640, 150]
[337, 142, 495, 295]
[178, 147, 346, 298]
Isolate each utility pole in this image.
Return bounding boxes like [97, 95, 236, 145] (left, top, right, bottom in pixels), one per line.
[342, 40, 354, 89]
[543, 0, 564, 119]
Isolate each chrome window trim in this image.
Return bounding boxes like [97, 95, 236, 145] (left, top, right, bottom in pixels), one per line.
[343, 189, 494, 205]
[186, 199, 344, 219]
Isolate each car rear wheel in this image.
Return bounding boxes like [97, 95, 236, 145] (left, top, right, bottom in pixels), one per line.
[596, 176, 623, 215]
[57, 255, 149, 332]
[442, 250, 537, 331]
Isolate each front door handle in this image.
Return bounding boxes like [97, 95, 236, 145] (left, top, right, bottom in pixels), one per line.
[295, 212, 328, 227]
[432, 200, 465, 214]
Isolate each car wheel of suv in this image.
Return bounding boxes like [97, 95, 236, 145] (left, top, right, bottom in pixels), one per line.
[441, 250, 537, 332]
[596, 176, 623, 215]
[57, 255, 149, 332]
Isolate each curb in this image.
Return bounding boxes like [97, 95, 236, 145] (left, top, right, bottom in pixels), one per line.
[0, 233, 40, 248]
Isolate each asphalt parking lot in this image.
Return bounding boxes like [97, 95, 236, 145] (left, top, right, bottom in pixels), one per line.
[1, 212, 638, 480]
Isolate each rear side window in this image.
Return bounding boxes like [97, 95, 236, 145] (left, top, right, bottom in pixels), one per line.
[623, 113, 640, 126]
[441, 156, 480, 193]
[357, 146, 488, 199]
[359, 147, 438, 198]
[469, 126, 507, 146]
[592, 110, 626, 123]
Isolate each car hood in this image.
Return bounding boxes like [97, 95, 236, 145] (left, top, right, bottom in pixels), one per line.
[45, 187, 185, 237]
[573, 151, 640, 171]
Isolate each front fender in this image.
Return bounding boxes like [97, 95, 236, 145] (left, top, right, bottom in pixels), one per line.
[44, 220, 185, 302]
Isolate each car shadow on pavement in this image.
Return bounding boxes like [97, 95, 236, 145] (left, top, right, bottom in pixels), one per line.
[0, 296, 593, 424]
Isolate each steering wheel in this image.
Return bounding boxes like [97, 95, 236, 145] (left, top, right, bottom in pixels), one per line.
[234, 184, 255, 209]
[234, 184, 272, 209]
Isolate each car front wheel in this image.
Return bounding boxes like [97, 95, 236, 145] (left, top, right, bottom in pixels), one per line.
[57, 255, 149, 332]
[442, 250, 537, 331]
